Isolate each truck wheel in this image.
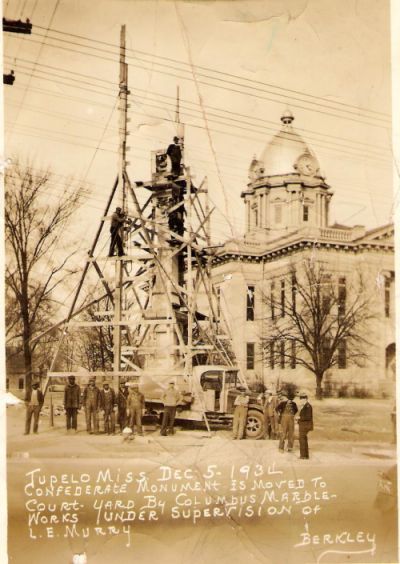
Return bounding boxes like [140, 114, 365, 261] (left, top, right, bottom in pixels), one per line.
[245, 410, 264, 440]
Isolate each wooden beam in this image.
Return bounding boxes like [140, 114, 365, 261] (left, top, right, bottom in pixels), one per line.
[47, 371, 142, 378]
[67, 319, 176, 327]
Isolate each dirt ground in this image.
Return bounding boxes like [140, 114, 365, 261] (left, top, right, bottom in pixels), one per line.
[5, 397, 398, 564]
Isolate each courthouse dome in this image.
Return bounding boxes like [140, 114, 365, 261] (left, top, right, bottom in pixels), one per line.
[257, 111, 320, 177]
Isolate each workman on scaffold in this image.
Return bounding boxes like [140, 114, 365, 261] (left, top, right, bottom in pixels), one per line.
[166, 136, 182, 177]
[109, 206, 126, 257]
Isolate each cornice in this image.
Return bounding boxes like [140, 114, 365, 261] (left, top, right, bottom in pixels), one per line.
[212, 237, 394, 267]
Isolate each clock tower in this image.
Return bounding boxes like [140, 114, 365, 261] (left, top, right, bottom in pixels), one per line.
[242, 111, 333, 240]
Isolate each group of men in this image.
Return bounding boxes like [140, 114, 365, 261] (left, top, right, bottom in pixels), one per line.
[232, 387, 314, 459]
[63, 376, 151, 435]
[24, 377, 183, 438]
[24, 377, 312, 457]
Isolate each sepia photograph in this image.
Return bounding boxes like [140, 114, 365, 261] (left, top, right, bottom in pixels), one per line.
[2, 1, 398, 562]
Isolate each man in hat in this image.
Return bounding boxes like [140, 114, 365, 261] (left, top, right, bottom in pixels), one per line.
[263, 389, 279, 440]
[160, 381, 182, 436]
[126, 383, 145, 436]
[64, 375, 81, 432]
[82, 379, 101, 434]
[297, 393, 313, 459]
[100, 382, 116, 435]
[232, 387, 249, 440]
[117, 381, 130, 433]
[276, 392, 298, 452]
[166, 136, 182, 177]
[24, 381, 44, 435]
[109, 206, 126, 257]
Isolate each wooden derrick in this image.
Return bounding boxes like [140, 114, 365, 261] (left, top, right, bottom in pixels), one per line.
[42, 27, 240, 430]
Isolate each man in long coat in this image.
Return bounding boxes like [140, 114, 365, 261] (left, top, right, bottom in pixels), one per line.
[297, 393, 313, 459]
[64, 375, 81, 432]
[100, 382, 116, 435]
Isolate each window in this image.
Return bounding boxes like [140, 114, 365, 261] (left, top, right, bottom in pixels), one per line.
[321, 274, 331, 315]
[385, 278, 390, 318]
[290, 340, 296, 369]
[338, 340, 347, 369]
[246, 285, 255, 321]
[270, 340, 275, 369]
[252, 206, 258, 227]
[291, 274, 297, 314]
[274, 204, 282, 224]
[6, 379, 9, 390]
[280, 280, 285, 317]
[322, 338, 331, 366]
[200, 371, 223, 391]
[303, 205, 309, 222]
[18, 377, 24, 390]
[338, 277, 346, 319]
[280, 340, 285, 368]
[271, 281, 275, 320]
[247, 343, 255, 370]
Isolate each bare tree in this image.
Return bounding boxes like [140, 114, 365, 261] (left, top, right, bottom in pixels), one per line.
[75, 302, 114, 372]
[261, 258, 375, 399]
[5, 160, 83, 388]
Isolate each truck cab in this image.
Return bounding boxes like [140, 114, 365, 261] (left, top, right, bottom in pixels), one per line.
[181, 365, 265, 439]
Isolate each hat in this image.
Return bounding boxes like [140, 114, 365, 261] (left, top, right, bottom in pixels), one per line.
[237, 386, 247, 392]
[32, 382, 39, 388]
[124, 382, 130, 387]
[169, 381, 175, 385]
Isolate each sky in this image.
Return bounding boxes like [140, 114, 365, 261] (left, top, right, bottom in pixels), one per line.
[2, 0, 394, 253]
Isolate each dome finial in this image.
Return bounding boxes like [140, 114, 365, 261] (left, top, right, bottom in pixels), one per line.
[281, 109, 294, 125]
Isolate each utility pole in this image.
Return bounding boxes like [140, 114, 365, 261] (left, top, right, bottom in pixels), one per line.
[113, 25, 129, 380]
[185, 167, 193, 375]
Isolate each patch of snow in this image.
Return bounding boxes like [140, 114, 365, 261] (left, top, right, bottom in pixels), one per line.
[5, 392, 23, 406]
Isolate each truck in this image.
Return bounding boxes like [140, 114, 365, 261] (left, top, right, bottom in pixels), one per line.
[137, 364, 266, 439]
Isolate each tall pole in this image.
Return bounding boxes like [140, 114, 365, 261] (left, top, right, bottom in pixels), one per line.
[185, 167, 193, 376]
[113, 25, 129, 379]
[175, 85, 180, 124]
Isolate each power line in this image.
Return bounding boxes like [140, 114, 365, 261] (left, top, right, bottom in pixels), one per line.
[6, 66, 392, 165]
[7, 31, 391, 130]
[6, 102, 392, 175]
[7, 0, 61, 138]
[6, 54, 391, 154]
[34, 24, 391, 121]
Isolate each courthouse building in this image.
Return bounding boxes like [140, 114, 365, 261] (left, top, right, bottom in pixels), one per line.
[211, 111, 395, 396]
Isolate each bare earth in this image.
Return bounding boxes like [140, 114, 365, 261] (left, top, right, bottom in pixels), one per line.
[6, 398, 398, 564]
